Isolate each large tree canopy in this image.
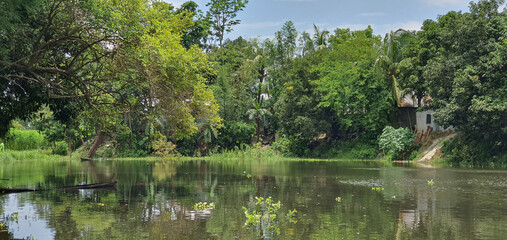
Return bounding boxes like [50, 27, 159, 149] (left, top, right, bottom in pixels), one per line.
[419, 0, 506, 163]
[0, 0, 221, 139]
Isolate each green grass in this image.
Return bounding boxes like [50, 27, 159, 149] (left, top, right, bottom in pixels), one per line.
[0, 149, 79, 161]
[2, 128, 46, 150]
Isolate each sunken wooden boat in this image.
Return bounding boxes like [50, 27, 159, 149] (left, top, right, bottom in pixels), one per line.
[0, 181, 117, 194]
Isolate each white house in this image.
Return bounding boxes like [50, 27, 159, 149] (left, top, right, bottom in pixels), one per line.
[399, 94, 453, 133]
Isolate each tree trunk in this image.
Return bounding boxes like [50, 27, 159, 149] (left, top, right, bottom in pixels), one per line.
[391, 75, 402, 107]
[256, 117, 260, 143]
[67, 127, 72, 158]
[407, 111, 413, 131]
[87, 130, 105, 158]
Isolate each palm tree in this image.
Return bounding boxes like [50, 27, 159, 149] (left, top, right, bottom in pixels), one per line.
[198, 121, 218, 143]
[246, 100, 272, 142]
[375, 29, 412, 107]
[313, 24, 329, 50]
[196, 120, 218, 153]
[301, 24, 330, 53]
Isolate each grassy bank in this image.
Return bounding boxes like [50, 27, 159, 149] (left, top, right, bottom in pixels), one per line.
[0, 149, 80, 161]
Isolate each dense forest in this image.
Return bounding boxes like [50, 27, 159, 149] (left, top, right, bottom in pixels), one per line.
[0, 0, 505, 165]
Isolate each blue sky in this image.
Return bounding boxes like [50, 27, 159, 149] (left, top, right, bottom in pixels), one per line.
[166, 0, 475, 40]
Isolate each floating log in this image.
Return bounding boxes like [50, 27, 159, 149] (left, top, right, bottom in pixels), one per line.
[0, 181, 117, 195]
[55, 181, 117, 190]
[80, 157, 93, 162]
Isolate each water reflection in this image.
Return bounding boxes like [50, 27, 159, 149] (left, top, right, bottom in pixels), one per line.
[0, 159, 506, 239]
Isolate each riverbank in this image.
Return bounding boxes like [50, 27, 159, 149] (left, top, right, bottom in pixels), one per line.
[416, 133, 456, 163]
[0, 149, 80, 162]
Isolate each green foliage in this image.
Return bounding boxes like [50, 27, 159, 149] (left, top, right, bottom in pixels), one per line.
[378, 126, 416, 160]
[215, 121, 255, 150]
[206, 0, 249, 47]
[1, 0, 222, 153]
[272, 136, 310, 157]
[177, 1, 211, 49]
[3, 129, 45, 151]
[418, 0, 507, 164]
[315, 28, 395, 139]
[442, 133, 506, 166]
[275, 50, 332, 148]
[209, 38, 258, 123]
[52, 141, 68, 156]
[427, 179, 435, 186]
[313, 140, 380, 159]
[152, 133, 177, 159]
[374, 30, 416, 107]
[271, 136, 291, 156]
[114, 126, 151, 158]
[242, 197, 283, 236]
[193, 202, 215, 210]
[30, 105, 92, 152]
[0, 149, 73, 161]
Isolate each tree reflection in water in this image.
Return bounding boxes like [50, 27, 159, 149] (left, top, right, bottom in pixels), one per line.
[0, 159, 505, 239]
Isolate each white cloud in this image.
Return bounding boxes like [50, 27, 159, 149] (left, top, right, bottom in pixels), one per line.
[422, 0, 469, 7]
[163, 0, 185, 7]
[235, 21, 286, 31]
[383, 21, 422, 32]
[335, 24, 373, 31]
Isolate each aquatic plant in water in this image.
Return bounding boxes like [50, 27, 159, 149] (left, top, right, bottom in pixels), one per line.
[193, 202, 215, 211]
[242, 197, 297, 237]
[427, 179, 434, 186]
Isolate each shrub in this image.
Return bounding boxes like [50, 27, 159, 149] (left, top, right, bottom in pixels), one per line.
[215, 121, 256, 151]
[3, 128, 46, 150]
[152, 133, 177, 158]
[272, 135, 310, 157]
[378, 126, 416, 160]
[114, 125, 151, 157]
[52, 140, 68, 156]
[442, 133, 506, 167]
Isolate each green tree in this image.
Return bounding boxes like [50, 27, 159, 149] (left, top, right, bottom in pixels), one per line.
[275, 50, 333, 156]
[374, 30, 414, 107]
[266, 21, 298, 104]
[0, 0, 222, 156]
[419, 0, 506, 164]
[177, 1, 211, 49]
[209, 37, 258, 123]
[315, 28, 394, 139]
[246, 101, 272, 142]
[300, 24, 330, 53]
[206, 0, 249, 48]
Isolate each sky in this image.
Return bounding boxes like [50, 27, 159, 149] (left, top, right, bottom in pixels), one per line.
[166, 0, 476, 40]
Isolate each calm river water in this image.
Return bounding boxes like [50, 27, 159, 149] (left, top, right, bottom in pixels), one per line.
[0, 159, 506, 239]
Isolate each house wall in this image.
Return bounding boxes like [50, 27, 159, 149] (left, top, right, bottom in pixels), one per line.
[416, 110, 454, 132]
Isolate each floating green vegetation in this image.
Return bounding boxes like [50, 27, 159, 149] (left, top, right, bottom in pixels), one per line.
[427, 179, 435, 186]
[372, 186, 384, 192]
[335, 197, 342, 203]
[243, 171, 253, 178]
[242, 197, 297, 238]
[286, 209, 298, 224]
[193, 202, 215, 211]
